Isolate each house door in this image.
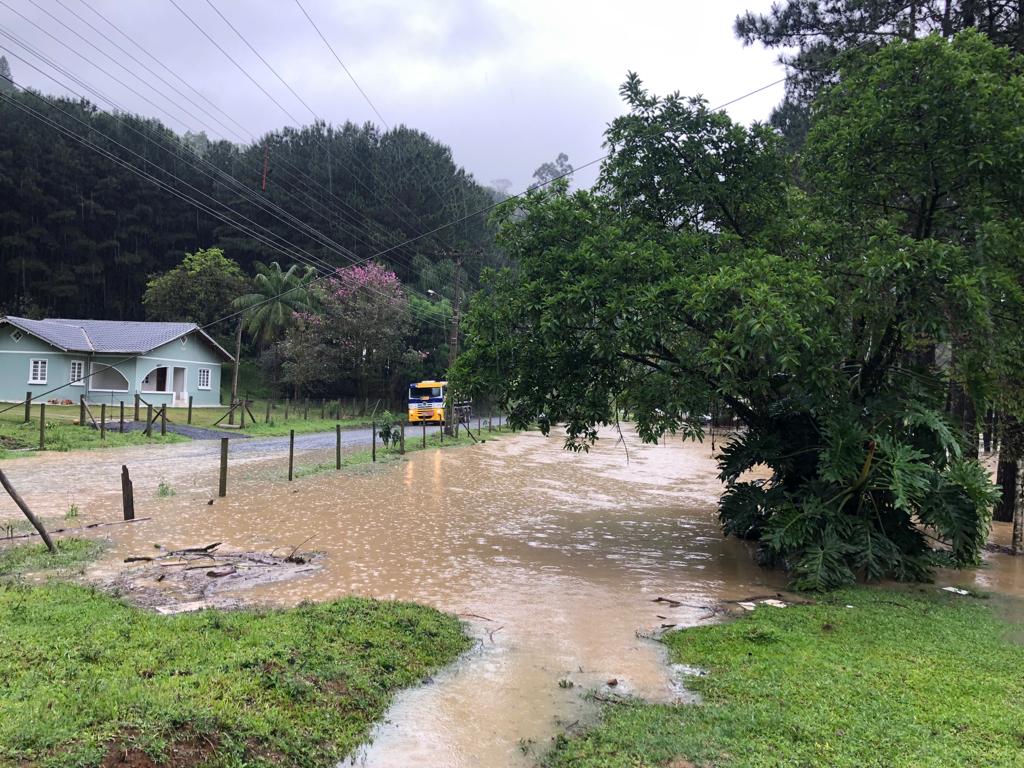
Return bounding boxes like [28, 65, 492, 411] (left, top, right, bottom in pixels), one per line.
[172, 367, 186, 406]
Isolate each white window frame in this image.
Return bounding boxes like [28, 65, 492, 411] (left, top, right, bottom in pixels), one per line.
[10, 329, 23, 343]
[197, 368, 212, 390]
[69, 359, 85, 387]
[28, 358, 47, 385]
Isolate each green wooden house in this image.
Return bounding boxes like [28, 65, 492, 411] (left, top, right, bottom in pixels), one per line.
[0, 317, 233, 408]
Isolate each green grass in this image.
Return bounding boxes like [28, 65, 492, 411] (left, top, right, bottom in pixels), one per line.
[0, 418, 188, 458]
[545, 587, 1024, 768]
[0, 582, 471, 767]
[0, 538, 104, 577]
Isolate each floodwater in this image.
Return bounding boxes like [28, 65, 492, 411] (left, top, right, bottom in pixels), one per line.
[2, 426, 1022, 766]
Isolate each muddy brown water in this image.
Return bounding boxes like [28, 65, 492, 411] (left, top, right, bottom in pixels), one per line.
[1, 428, 1022, 767]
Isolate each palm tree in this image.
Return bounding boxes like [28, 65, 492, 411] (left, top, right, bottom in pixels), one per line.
[232, 262, 316, 347]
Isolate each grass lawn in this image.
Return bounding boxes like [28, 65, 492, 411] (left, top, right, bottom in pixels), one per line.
[0, 547, 471, 768]
[0, 417, 188, 458]
[545, 587, 1024, 768]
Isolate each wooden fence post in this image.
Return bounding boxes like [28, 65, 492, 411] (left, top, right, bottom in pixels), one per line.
[399, 422, 405, 455]
[23, 391, 31, 424]
[0, 467, 55, 552]
[79, 395, 86, 427]
[187, 395, 193, 425]
[38, 402, 45, 450]
[336, 424, 341, 470]
[160, 405, 167, 436]
[240, 400, 246, 429]
[100, 403, 106, 440]
[265, 400, 271, 424]
[372, 421, 376, 462]
[218, 438, 228, 497]
[145, 403, 153, 437]
[134, 394, 140, 422]
[288, 430, 295, 481]
[119, 401, 125, 433]
[422, 421, 426, 448]
[121, 465, 134, 521]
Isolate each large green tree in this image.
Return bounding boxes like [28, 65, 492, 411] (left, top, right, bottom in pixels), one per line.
[736, 0, 1024, 150]
[142, 247, 247, 343]
[454, 33, 1024, 588]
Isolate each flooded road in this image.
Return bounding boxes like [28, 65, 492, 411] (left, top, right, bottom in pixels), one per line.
[2, 426, 1022, 766]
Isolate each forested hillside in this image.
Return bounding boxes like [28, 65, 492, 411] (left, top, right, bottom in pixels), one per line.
[0, 85, 501, 321]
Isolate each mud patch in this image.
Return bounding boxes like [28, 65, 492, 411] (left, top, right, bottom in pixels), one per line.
[93, 543, 321, 612]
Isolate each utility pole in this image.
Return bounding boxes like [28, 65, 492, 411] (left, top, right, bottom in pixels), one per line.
[447, 251, 463, 372]
[229, 318, 243, 426]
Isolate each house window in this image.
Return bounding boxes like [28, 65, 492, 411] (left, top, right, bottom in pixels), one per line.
[197, 368, 211, 390]
[28, 359, 47, 384]
[69, 360, 85, 386]
[10, 330, 22, 343]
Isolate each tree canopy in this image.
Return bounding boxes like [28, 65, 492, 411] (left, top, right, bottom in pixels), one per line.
[454, 32, 1024, 588]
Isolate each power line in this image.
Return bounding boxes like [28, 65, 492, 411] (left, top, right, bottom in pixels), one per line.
[68, 0, 480, 278]
[0, 16, 439, 291]
[292, 0, 389, 129]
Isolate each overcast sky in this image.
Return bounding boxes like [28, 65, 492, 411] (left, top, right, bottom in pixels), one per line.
[2, 0, 786, 191]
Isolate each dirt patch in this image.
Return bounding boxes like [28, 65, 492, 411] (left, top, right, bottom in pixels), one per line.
[0, 435, 29, 450]
[92, 543, 321, 612]
[101, 732, 217, 768]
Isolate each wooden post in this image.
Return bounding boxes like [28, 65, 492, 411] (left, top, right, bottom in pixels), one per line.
[399, 422, 405, 455]
[160, 405, 167, 436]
[336, 424, 341, 470]
[265, 400, 271, 424]
[38, 402, 45, 450]
[477, 415, 481, 435]
[320, 399, 325, 420]
[134, 393, 140, 422]
[23, 391, 31, 424]
[100, 403, 106, 440]
[119, 401, 125, 433]
[488, 415, 492, 433]
[0, 467, 55, 552]
[187, 395, 193, 425]
[422, 421, 426, 448]
[303, 397, 309, 420]
[121, 465, 134, 521]
[79, 395, 86, 427]
[288, 429, 295, 481]
[145, 403, 153, 437]
[372, 421, 376, 462]
[219, 438, 228, 497]
[240, 400, 246, 429]
[284, 398, 290, 420]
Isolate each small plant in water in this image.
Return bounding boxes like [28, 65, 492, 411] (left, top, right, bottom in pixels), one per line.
[558, 678, 574, 689]
[156, 480, 175, 498]
[377, 411, 399, 449]
[65, 503, 79, 520]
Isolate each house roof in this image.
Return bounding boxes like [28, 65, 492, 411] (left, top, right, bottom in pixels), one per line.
[2, 317, 234, 361]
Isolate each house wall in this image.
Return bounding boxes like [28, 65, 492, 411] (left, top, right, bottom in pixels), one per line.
[133, 332, 224, 407]
[0, 328, 224, 407]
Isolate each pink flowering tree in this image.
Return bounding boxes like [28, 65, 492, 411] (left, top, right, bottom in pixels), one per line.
[277, 262, 415, 399]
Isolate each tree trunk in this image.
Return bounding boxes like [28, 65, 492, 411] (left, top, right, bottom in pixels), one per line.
[0, 466, 55, 552]
[1014, 454, 1024, 555]
[996, 416, 1023, 524]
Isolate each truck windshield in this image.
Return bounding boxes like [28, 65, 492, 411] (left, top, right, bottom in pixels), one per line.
[410, 386, 443, 399]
